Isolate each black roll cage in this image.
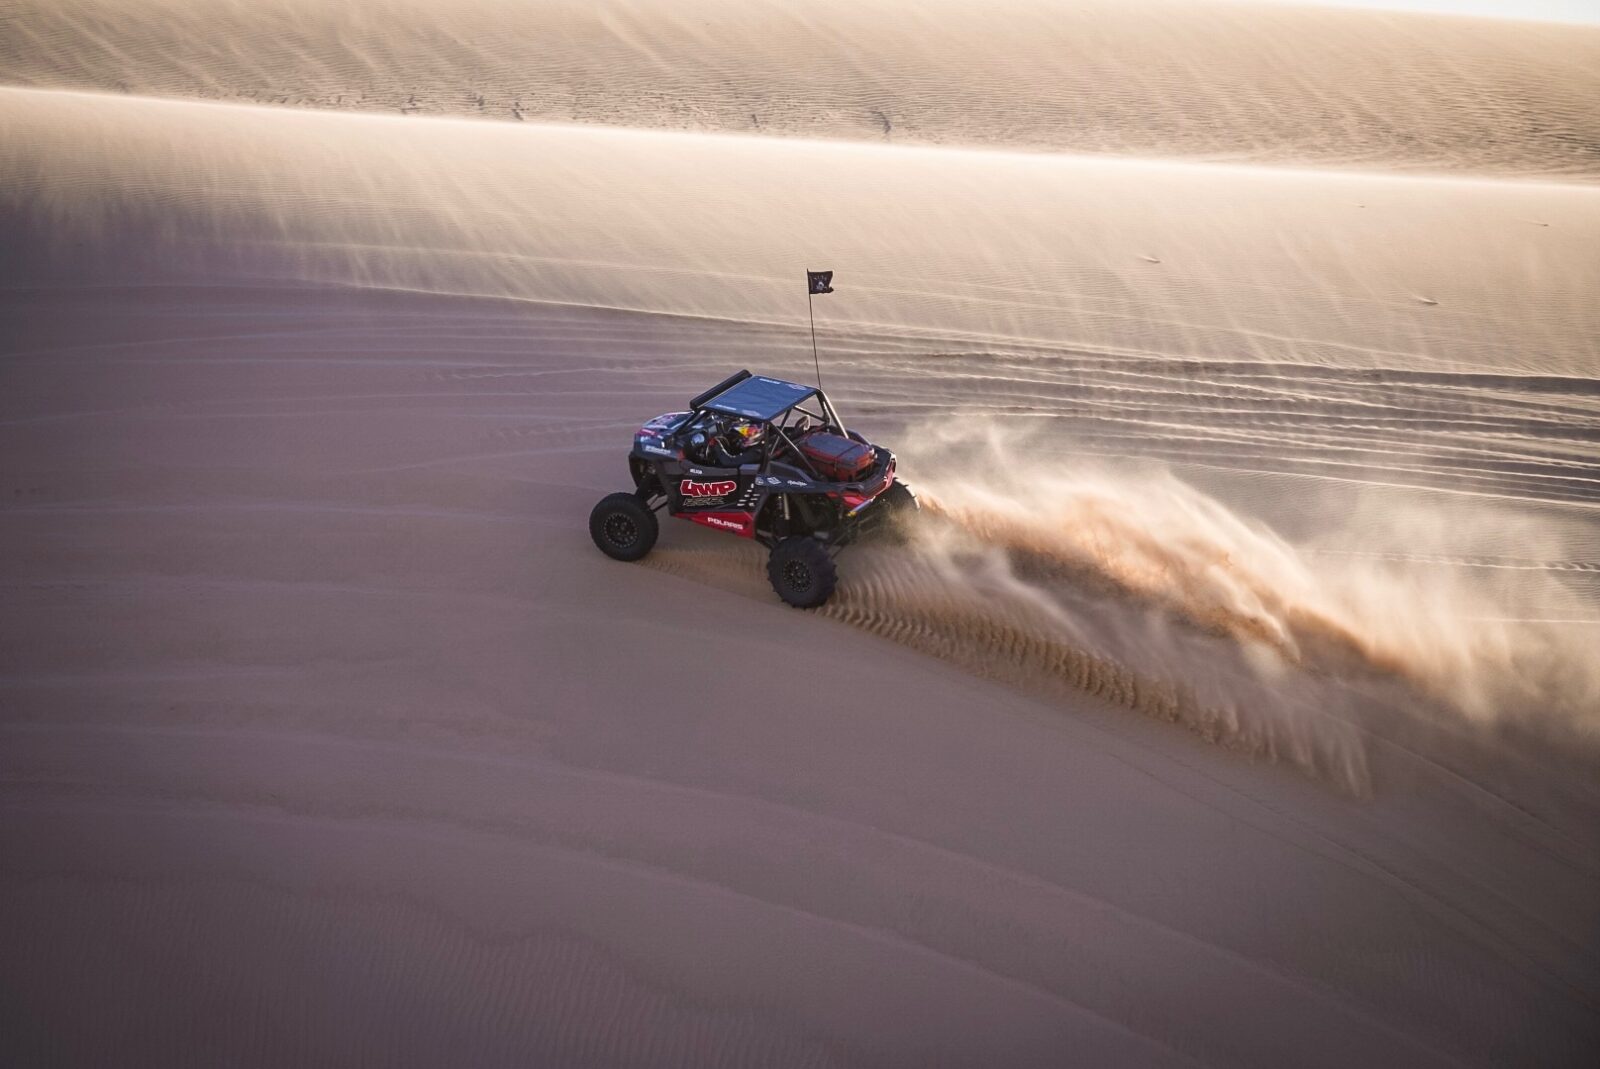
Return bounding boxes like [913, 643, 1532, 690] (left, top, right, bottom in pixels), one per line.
[764, 399, 848, 480]
[687, 370, 849, 481]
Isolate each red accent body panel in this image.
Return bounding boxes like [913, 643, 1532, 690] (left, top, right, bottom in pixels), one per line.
[844, 459, 896, 512]
[681, 511, 757, 537]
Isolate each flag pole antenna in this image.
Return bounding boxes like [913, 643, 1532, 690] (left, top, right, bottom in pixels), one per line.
[805, 269, 833, 391]
[807, 290, 822, 390]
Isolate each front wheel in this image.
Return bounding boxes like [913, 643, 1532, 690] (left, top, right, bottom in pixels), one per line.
[589, 492, 659, 561]
[767, 537, 838, 608]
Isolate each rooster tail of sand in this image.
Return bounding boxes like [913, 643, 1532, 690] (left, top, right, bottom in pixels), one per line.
[904, 420, 1599, 730]
[645, 422, 1600, 794]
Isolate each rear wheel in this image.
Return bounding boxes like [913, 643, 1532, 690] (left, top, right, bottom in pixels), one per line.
[589, 492, 659, 561]
[767, 537, 837, 608]
[881, 480, 918, 535]
[862, 480, 919, 544]
[882, 479, 917, 512]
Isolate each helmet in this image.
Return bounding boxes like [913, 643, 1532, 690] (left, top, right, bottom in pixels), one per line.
[731, 421, 766, 448]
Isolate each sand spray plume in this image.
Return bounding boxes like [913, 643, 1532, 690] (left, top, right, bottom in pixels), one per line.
[642, 420, 1599, 793]
[647, 530, 1373, 792]
[822, 543, 1374, 790]
[642, 457, 1374, 790]
[903, 420, 1600, 734]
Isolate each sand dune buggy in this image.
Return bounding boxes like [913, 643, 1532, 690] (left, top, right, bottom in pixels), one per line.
[588, 370, 916, 607]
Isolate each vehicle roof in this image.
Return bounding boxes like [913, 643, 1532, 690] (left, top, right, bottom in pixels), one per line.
[701, 375, 818, 421]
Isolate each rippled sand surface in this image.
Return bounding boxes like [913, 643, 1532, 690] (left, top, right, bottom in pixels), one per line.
[2, 3, 1598, 1066]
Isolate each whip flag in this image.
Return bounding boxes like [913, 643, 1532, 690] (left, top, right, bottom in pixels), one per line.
[805, 269, 833, 387]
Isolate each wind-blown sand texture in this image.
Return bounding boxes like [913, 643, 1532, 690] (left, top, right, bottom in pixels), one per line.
[5, 0, 1600, 178]
[2, 1, 1598, 1066]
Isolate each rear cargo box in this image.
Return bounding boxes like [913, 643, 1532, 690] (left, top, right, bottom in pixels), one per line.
[798, 432, 875, 482]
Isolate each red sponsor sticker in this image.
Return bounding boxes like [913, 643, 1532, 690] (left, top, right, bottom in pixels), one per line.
[680, 479, 738, 497]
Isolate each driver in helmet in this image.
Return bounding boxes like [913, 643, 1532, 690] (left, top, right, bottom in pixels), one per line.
[726, 419, 766, 461]
[693, 418, 767, 467]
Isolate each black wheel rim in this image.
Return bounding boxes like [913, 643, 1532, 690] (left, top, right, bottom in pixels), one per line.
[783, 559, 812, 593]
[604, 513, 638, 549]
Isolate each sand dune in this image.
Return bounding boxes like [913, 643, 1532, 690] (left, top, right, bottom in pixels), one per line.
[3, 4, 1599, 1066]
[7, 87, 1600, 378]
[6, 86, 1596, 530]
[2, 0, 1599, 178]
[5, 269, 1598, 1065]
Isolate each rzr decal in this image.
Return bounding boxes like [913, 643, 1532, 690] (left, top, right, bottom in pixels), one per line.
[681, 479, 738, 498]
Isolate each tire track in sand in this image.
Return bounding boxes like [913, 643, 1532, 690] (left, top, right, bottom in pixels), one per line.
[642, 533, 1371, 793]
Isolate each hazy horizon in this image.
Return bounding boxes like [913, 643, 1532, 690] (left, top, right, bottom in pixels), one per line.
[1253, 0, 1600, 23]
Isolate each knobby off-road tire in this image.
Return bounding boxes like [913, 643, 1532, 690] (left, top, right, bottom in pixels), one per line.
[767, 537, 837, 608]
[589, 492, 659, 562]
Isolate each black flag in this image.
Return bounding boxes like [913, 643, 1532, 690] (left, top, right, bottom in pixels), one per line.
[807, 270, 834, 295]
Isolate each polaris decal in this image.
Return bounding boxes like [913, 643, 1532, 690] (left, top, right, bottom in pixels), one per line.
[682, 511, 756, 537]
[681, 479, 738, 498]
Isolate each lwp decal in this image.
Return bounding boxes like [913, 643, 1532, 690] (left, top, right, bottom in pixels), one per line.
[680, 478, 738, 498]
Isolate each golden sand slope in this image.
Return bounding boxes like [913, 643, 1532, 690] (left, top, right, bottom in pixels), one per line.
[2, 0, 1598, 178]
[6, 85, 1598, 534]
[5, 85, 1597, 384]
[5, 89, 1596, 748]
[3, 83, 1598, 1063]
